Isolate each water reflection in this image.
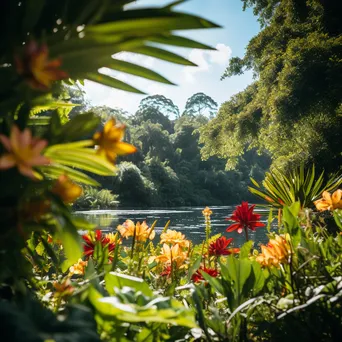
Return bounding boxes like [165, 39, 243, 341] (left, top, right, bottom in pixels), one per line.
[74, 206, 272, 247]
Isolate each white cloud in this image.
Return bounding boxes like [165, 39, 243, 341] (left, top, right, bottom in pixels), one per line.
[209, 43, 232, 65]
[183, 43, 232, 83]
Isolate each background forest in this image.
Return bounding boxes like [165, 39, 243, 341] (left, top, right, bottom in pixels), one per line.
[65, 90, 270, 208]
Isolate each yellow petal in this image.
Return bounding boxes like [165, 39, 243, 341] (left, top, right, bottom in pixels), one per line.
[113, 142, 137, 155]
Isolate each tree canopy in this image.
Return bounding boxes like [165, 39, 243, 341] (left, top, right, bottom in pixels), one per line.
[183, 92, 218, 118]
[200, 0, 342, 173]
[93, 94, 270, 207]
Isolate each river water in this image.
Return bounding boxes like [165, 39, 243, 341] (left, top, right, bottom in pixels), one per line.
[74, 206, 272, 248]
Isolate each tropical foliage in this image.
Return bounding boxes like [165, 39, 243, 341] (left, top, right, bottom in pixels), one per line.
[0, 1, 341, 341]
[80, 95, 270, 207]
[199, 0, 342, 173]
[249, 164, 342, 209]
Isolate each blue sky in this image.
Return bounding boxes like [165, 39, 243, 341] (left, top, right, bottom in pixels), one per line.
[84, 0, 260, 115]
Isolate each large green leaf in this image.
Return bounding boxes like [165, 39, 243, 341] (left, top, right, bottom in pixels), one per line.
[44, 145, 116, 176]
[107, 59, 174, 84]
[85, 14, 219, 35]
[86, 72, 145, 94]
[105, 272, 153, 297]
[128, 46, 197, 66]
[39, 164, 100, 186]
[149, 34, 215, 50]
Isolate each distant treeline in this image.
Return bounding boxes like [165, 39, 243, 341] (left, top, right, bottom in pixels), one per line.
[73, 93, 271, 207]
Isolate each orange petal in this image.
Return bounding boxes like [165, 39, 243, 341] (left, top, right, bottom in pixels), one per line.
[331, 189, 342, 206]
[18, 164, 36, 179]
[322, 191, 332, 202]
[0, 154, 16, 169]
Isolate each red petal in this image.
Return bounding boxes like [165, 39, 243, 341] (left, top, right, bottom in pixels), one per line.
[226, 223, 241, 232]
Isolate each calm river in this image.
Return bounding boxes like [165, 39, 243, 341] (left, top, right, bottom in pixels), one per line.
[74, 206, 272, 247]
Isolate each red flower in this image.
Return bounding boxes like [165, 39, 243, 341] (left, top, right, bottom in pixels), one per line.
[208, 236, 240, 256]
[226, 202, 265, 234]
[192, 267, 219, 283]
[160, 266, 172, 277]
[82, 230, 117, 260]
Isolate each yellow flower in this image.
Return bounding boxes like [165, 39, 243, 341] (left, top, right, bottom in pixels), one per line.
[0, 125, 50, 179]
[314, 190, 342, 212]
[15, 41, 68, 90]
[117, 220, 155, 242]
[93, 119, 137, 163]
[155, 243, 187, 269]
[69, 259, 88, 276]
[52, 175, 82, 203]
[160, 229, 189, 248]
[256, 234, 291, 268]
[202, 206, 213, 217]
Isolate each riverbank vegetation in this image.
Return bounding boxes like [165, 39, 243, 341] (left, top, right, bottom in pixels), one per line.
[0, 0, 341, 341]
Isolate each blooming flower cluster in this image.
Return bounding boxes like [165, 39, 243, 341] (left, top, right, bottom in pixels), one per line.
[314, 190, 342, 212]
[160, 229, 189, 248]
[82, 230, 119, 260]
[256, 234, 291, 268]
[69, 259, 88, 276]
[155, 243, 188, 269]
[117, 220, 155, 242]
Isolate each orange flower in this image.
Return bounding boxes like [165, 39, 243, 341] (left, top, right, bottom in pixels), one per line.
[160, 229, 189, 248]
[314, 190, 342, 212]
[0, 125, 49, 179]
[52, 175, 82, 203]
[155, 243, 187, 269]
[53, 278, 74, 296]
[202, 206, 213, 217]
[69, 259, 88, 276]
[15, 41, 68, 90]
[93, 119, 136, 163]
[256, 234, 291, 268]
[117, 220, 155, 242]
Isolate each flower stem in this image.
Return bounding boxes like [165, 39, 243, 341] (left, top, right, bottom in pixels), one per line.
[244, 227, 249, 242]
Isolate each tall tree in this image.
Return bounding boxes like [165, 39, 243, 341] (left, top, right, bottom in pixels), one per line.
[139, 95, 180, 118]
[200, 0, 342, 173]
[183, 92, 218, 118]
